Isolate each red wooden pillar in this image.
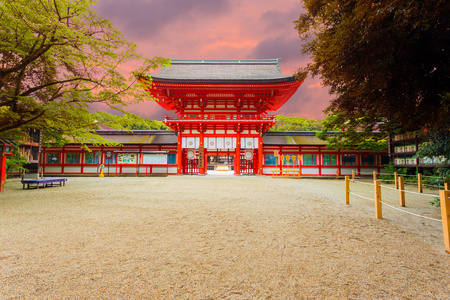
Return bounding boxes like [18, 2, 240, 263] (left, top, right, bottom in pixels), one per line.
[199, 131, 205, 175]
[258, 134, 263, 175]
[0, 143, 14, 191]
[177, 132, 183, 175]
[235, 131, 241, 175]
[356, 153, 360, 176]
[203, 148, 208, 174]
[0, 154, 7, 192]
[318, 147, 322, 176]
[61, 146, 65, 174]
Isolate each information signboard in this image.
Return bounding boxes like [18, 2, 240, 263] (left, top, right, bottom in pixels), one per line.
[117, 153, 137, 164]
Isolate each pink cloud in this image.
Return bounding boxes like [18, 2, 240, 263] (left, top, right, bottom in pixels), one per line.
[93, 0, 332, 121]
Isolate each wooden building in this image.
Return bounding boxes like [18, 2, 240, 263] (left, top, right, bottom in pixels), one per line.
[40, 59, 388, 177]
[389, 132, 449, 173]
[40, 130, 388, 177]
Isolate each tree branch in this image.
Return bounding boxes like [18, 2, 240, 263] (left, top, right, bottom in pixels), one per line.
[20, 77, 95, 97]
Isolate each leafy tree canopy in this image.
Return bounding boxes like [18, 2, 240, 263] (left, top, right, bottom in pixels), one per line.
[5, 145, 29, 176]
[295, 0, 449, 147]
[316, 113, 388, 152]
[93, 111, 169, 131]
[270, 115, 322, 131]
[415, 123, 450, 179]
[0, 0, 169, 143]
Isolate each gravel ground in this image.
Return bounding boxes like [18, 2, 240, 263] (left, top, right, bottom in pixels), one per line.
[1, 176, 449, 299]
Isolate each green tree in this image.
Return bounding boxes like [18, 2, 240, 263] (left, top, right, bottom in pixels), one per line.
[0, 0, 168, 144]
[295, 0, 449, 144]
[5, 145, 29, 177]
[316, 112, 388, 152]
[270, 115, 322, 131]
[415, 124, 450, 181]
[93, 111, 169, 130]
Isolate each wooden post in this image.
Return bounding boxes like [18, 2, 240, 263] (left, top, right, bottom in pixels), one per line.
[374, 180, 382, 219]
[336, 169, 339, 179]
[298, 155, 302, 177]
[394, 172, 398, 189]
[418, 173, 423, 193]
[352, 170, 355, 181]
[399, 176, 405, 207]
[445, 182, 449, 190]
[373, 171, 377, 181]
[345, 176, 350, 205]
[440, 190, 450, 254]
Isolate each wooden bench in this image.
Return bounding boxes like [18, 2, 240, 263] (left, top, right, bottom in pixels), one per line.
[21, 178, 68, 189]
[271, 169, 302, 178]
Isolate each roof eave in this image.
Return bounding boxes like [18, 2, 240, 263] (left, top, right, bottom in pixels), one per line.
[150, 76, 298, 85]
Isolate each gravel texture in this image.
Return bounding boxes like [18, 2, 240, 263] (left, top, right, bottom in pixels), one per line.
[1, 176, 449, 299]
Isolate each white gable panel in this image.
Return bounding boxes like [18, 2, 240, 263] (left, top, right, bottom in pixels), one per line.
[182, 137, 199, 149]
[224, 137, 234, 149]
[216, 137, 225, 149]
[241, 137, 255, 149]
[206, 137, 216, 149]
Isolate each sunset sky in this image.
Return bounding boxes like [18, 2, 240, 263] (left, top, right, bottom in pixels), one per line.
[93, 0, 333, 121]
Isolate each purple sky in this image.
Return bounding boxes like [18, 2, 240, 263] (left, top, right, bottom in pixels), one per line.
[93, 0, 333, 121]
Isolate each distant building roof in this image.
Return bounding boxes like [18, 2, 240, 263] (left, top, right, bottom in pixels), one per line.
[95, 130, 177, 145]
[0, 137, 18, 145]
[96, 123, 116, 130]
[92, 130, 328, 146]
[150, 59, 296, 83]
[263, 131, 327, 146]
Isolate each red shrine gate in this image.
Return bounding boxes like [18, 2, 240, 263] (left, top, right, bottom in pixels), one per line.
[139, 59, 302, 175]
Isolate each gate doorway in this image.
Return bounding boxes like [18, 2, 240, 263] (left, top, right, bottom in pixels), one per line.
[207, 152, 234, 172]
[183, 149, 199, 175]
[240, 150, 258, 175]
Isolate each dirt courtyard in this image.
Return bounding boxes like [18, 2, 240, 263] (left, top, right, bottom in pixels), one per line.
[1, 176, 449, 299]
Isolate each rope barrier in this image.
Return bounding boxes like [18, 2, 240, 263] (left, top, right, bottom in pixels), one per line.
[357, 172, 384, 176]
[404, 181, 418, 185]
[352, 180, 376, 186]
[423, 183, 445, 188]
[349, 190, 442, 222]
[377, 172, 396, 176]
[397, 174, 418, 177]
[357, 170, 447, 182]
[379, 201, 442, 222]
[378, 184, 438, 198]
[422, 174, 447, 179]
[348, 191, 373, 202]
[353, 176, 444, 192]
[346, 177, 450, 253]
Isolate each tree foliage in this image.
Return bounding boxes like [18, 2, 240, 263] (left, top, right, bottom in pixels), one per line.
[316, 113, 388, 152]
[5, 145, 29, 177]
[270, 115, 322, 131]
[93, 111, 169, 131]
[415, 125, 450, 180]
[295, 0, 449, 142]
[0, 0, 168, 143]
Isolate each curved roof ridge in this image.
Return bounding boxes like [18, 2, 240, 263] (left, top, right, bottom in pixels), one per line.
[152, 58, 294, 82]
[170, 59, 281, 65]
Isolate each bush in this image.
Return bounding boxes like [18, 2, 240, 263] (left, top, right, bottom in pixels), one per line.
[5, 146, 29, 178]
